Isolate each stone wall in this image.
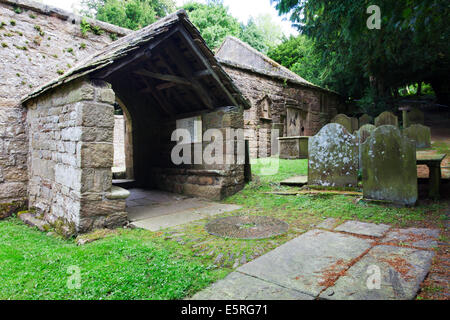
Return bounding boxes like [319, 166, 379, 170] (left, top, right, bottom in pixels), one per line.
[0, 0, 129, 214]
[221, 64, 341, 158]
[26, 78, 126, 234]
[152, 106, 246, 200]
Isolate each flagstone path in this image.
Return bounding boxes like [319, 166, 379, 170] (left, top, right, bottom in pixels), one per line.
[191, 220, 439, 300]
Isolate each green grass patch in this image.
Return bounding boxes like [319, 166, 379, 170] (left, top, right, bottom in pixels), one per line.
[0, 218, 225, 300]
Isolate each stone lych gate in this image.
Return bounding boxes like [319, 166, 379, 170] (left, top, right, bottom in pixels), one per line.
[19, 11, 250, 234]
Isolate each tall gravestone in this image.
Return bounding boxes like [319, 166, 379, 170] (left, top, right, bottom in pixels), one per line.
[359, 114, 373, 127]
[361, 125, 417, 206]
[308, 123, 359, 187]
[331, 114, 353, 133]
[357, 124, 376, 170]
[408, 108, 425, 126]
[375, 111, 398, 127]
[403, 124, 431, 149]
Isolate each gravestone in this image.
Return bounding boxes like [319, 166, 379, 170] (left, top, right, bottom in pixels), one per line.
[308, 123, 359, 187]
[403, 124, 431, 149]
[408, 108, 425, 126]
[361, 125, 417, 206]
[375, 111, 398, 127]
[359, 114, 373, 127]
[357, 124, 376, 169]
[279, 136, 309, 159]
[331, 114, 353, 133]
[351, 117, 359, 132]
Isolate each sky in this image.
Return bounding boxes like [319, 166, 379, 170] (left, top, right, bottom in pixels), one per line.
[40, 0, 298, 36]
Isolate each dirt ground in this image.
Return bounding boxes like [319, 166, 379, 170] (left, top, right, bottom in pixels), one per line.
[416, 106, 450, 299]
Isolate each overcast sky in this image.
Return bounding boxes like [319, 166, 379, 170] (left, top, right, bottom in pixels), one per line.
[41, 0, 298, 35]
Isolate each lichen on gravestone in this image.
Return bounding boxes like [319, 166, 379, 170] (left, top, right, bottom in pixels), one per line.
[308, 123, 359, 187]
[361, 125, 417, 206]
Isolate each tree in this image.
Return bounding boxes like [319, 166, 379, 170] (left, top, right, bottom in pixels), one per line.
[181, 0, 241, 50]
[272, 0, 450, 105]
[81, 0, 176, 30]
[268, 35, 323, 85]
[240, 14, 283, 53]
[182, 1, 283, 52]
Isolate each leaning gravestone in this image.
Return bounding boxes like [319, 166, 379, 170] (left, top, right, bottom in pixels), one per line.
[375, 111, 398, 127]
[308, 123, 359, 187]
[357, 124, 376, 170]
[359, 114, 373, 127]
[408, 108, 425, 126]
[331, 114, 353, 133]
[403, 124, 431, 149]
[361, 125, 417, 206]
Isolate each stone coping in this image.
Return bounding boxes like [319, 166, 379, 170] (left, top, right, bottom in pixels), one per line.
[278, 136, 309, 140]
[0, 0, 131, 36]
[106, 186, 130, 200]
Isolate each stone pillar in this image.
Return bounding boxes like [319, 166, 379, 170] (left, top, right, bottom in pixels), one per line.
[26, 78, 127, 235]
[78, 80, 127, 232]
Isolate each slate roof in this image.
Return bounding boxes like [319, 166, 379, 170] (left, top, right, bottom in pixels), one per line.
[22, 10, 250, 109]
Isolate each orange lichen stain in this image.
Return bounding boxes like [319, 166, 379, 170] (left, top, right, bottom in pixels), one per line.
[378, 256, 414, 280]
[317, 259, 347, 287]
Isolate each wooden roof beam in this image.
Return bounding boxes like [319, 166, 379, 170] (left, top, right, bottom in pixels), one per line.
[178, 27, 240, 108]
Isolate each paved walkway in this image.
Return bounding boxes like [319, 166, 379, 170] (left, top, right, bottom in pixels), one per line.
[192, 220, 439, 300]
[127, 189, 241, 231]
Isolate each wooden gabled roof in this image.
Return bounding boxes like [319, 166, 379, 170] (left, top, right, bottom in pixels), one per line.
[22, 10, 250, 112]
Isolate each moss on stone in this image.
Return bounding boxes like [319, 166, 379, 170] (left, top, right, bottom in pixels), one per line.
[0, 201, 28, 220]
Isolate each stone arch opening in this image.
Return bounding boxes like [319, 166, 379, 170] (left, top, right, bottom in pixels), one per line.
[113, 97, 134, 181]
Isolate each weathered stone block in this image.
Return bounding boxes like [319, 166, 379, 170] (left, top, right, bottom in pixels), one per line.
[79, 142, 114, 168]
[361, 125, 417, 205]
[96, 88, 115, 105]
[80, 199, 126, 217]
[81, 102, 115, 128]
[278, 136, 308, 159]
[375, 111, 398, 127]
[308, 123, 359, 187]
[403, 124, 431, 149]
[81, 168, 112, 193]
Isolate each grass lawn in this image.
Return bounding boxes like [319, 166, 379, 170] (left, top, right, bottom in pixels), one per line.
[0, 219, 227, 300]
[0, 158, 447, 300]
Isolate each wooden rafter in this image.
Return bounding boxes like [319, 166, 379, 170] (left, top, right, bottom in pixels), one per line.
[134, 70, 192, 86]
[164, 41, 214, 109]
[139, 76, 176, 116]
[178, 28, 239, 107]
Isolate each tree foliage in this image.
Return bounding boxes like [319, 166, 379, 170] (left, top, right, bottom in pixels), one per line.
[272, 0, 450, 104]
[81, 0, 176, 30]
[182, 1, 283, 52]
[181, 0, 241, 50]
[268, 35, 322, 85]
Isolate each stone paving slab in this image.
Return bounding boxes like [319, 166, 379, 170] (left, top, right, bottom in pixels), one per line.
[280, 176, 308, 186]
[382, 228, 440, 249]
[319, 245, 434, 300]
[317, 218, 339, 230]
[237, 229, 373, 297]
[335, 221, 391, 237]
[131, 203, 242, 231]
[191, 272, 314, 300]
